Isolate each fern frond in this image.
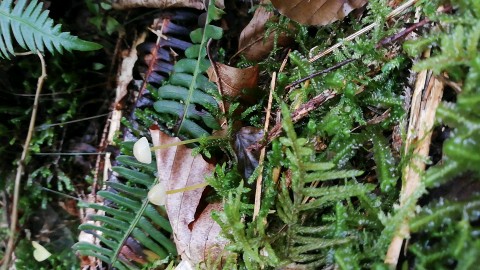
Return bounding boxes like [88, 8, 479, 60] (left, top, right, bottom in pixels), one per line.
[74, 155, 175, 269]
[274, 103, 374, 267]
[151, 2, 224, 139]
[0, 0, 101, 59]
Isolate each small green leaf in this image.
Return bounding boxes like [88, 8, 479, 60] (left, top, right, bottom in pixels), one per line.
[106, 16, 120, 35]
[207, 2, 225, 23]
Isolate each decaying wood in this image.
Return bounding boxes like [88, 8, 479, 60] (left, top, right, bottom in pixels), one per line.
[107, 33, 147, 145]
[384, 52, 445, 266]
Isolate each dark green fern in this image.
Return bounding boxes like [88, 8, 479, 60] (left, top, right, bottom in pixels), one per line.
[150, 1, 224, 139]
[73, 3, 227, 268]
[73, 155, 175, 269]
[0, 0, 101, 59]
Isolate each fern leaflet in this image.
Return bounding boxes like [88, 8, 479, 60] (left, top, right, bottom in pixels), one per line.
[0, 0, 102, 59]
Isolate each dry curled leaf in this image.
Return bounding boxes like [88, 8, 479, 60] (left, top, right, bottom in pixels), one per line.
[237, 5, 292, 61]
[234, 127, 264, 179]
[207, 62, 259, 104]
[271, 0, 368, 26]
[150, 126, 227, 265]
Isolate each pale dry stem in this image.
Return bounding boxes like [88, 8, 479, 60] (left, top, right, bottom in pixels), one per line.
[384, 55, 445, 266]
[253, 72, 276, 219]
[2, 52, 47, 270]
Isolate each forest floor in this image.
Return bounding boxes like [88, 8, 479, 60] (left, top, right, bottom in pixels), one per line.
[1, 0, 480, 269]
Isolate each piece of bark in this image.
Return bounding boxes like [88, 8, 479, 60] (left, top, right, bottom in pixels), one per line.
[384, 50, 445, 266]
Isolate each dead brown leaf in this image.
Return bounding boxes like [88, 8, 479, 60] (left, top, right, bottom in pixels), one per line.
[207, 63, 259, 106]
[236, 5, 293, 61]
[149, 126, 227, 265]
[271, 0, 368, 26]
[234, 127, 264, 179]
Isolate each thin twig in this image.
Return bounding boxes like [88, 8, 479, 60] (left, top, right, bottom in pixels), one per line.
[285, 58, 356, 91]
[2, 52, 47, 270]
[207, 38, 227, 119]
[35, 113, 110, 130]
[33, 152, 107, 156]
[253, 72, 276, 220]
[376, 18, 429, 48]
[309, 0, 418, 63]
[249, 90, 337, 151]
[39, 187, 81, 201]
[7, 82, 107, 97]
[14, 51, 34, 56]
[137, 19, 167, 102]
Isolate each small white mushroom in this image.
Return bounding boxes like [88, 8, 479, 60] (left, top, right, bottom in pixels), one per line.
[133, 137, 152, 164]
[32, 241, 52, 262]
[148, 182, 167, 206]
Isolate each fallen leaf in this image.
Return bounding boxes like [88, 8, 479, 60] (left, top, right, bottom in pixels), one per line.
[150, 126, 227, 265]
[234, 127, 264, 179]
[186, 202, 228, 264]
[237, 4, 292, 61]
[271, 0, 368, 26]
[119, 240, 148, 265]
[207, 63, 259, 106]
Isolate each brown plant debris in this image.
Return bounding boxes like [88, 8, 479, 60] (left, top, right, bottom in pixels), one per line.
[271, 0, 368, 26]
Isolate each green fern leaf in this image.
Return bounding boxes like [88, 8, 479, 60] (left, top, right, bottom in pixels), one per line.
[74, 154, 176, 269]
[152, 1, 224, 139]
[0, 0, 102, 59]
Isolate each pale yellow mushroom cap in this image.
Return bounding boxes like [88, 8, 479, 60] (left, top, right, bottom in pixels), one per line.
[133, 137, 152, 164]
[148, 182, 167, 206]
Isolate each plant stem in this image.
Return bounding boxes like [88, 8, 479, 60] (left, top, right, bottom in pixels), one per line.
[149, 135, 224, 150]
[253, 72, 276, 219]
[385, 52, 445, 266]
[285, 58, 356, 91]
[2, 52, 47, 270]
[249, 90, 337, 151]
